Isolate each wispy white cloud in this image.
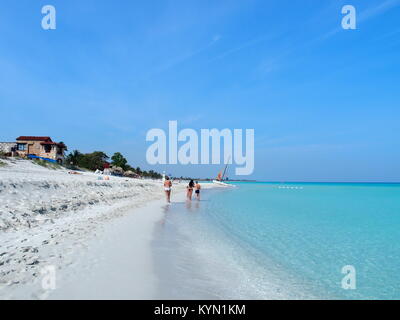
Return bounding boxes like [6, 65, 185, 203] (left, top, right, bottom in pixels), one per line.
[359, 0, 400, 21]
[132, 35, 222, 86]
[207, 0, 400, 77]
[156, 35, 222, 74]
[209, 33, 279, 62]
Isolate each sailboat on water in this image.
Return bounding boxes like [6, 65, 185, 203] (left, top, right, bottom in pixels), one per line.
[213, 160, 233, 187]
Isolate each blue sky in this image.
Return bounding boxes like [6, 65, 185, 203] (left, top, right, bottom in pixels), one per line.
[0, 0, 399, 181]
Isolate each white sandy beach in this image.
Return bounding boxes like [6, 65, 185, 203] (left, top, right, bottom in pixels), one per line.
[0, 159, 215, 300]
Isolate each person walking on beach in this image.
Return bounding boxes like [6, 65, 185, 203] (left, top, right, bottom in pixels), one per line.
[195, 181, 201, 200]
[187, 180, 195, 200]
[164, 176, 172, 203]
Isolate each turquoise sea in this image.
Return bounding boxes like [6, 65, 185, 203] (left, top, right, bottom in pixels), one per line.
[153, 182, 400, 299]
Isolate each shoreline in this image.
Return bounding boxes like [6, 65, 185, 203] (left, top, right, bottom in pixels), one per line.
[150, 186, 321, 300]
[47, 186, 218, 300]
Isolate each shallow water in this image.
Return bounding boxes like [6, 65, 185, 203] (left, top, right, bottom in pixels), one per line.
[152, 183, 400, 299]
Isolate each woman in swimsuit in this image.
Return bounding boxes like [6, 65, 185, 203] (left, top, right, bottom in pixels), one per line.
[164, 176, 172, 203]
[195, 181, 201, 200]
[187, 180, 195, 200]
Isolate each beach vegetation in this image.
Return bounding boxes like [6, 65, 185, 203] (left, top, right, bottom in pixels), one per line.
[65, 150, 83, 168]
[64, 149, 163, 179]
[79, 151, 109, 171]
[65, 150, 109, 171]
[33, 159, 62, 170]
[111, 152, 128, 171]
[142, 169, 162, 179]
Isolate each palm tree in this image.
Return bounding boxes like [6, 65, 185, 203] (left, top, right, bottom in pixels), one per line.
[66, 150, 82, 166]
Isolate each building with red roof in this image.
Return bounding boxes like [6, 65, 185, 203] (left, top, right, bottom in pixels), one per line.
[16, 136, 68, 163]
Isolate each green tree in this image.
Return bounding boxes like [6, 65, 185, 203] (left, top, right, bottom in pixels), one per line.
[111, 152, 128, 170]
[65, 150, 83, 167]
[79, 151, 109, 171]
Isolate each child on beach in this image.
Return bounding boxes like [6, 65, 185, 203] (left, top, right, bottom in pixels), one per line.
[195, 181, 201, 200]
[164, 176, 172, 203]
[187, 180, 195, 200]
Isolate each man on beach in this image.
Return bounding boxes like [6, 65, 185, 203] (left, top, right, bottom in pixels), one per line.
[195, 181, 201, 200]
